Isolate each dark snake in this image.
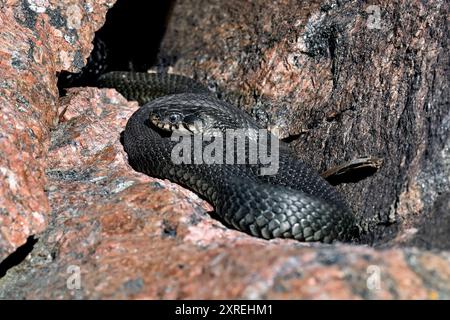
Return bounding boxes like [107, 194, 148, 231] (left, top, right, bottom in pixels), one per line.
[97, 71, 358, 243]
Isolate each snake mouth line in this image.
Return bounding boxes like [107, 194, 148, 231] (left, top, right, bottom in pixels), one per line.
[150, 117, 198, 134]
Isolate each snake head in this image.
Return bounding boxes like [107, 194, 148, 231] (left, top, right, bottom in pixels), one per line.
[147, 97, 258, 136]
[149, 108, 204, 134]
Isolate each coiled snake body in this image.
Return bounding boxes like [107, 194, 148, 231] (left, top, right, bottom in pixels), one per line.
[98, 71, 357, 243]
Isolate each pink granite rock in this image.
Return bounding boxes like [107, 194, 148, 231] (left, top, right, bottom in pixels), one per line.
[0, 0, 449, 300]
[0, 0, 116, 260]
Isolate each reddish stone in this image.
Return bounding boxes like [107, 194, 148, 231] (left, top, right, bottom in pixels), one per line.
[0, 0, 115, 260]
[0, 0, 449, 300]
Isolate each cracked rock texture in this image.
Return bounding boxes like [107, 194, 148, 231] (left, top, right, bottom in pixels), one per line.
[0, 0, 449, 299]
[0, 0, 116, 260]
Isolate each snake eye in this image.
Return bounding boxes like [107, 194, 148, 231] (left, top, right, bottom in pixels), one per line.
[168, 113, 181, 124]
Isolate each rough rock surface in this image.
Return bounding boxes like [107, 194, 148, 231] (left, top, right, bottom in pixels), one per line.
[0, 88, 449, 299]
[0, 0, 115, 260]
[158, 0, 450, 248]
[0, 0, 449, 299]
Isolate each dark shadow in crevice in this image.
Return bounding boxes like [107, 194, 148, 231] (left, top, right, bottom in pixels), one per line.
[281, 133, 303, 143]
[57, 0, 176, 94]
[325, 166, 380, 186]
[0, 236, 38, 278]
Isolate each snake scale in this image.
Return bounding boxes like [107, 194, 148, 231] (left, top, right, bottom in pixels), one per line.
[97, 71, 358, 243]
